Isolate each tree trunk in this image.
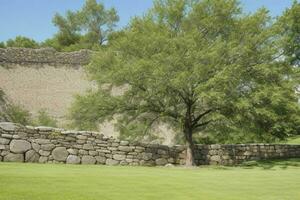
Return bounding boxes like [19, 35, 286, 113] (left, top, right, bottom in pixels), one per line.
[184, 127, 195, 166]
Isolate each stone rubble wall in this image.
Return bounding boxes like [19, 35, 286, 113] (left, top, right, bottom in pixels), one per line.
[0, 47, 91, 67]
[0, 122, 299, 166]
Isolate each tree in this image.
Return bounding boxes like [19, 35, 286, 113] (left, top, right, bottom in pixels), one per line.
[50, 0, 119, 50]
[6, 36, 39, 48]
[70, 0, 300, 166]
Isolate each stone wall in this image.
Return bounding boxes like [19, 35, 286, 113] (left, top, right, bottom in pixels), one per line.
[0, 122, 299, 166]
[0, 47, 91, 67]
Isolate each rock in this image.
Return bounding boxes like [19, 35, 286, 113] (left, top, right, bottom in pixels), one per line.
[79, 149, 88, 155]
[67, 148, 78, 155]
[4, 153, 24, 162]
[52, 147, 68, 161]
[89, 151, 98, 156]
[141, 152, 152, 161]
[1, 134, 13, 139]
[39, 156, 48, 163]
[76, 135, 87, 140]
[118, 146, 133, 152]
[95, 156, 106, 164]
[120, 141, 129, 146]
[32, 143, 40, 152]
[66, 155, 81, 164]
[165, 163, 175, 167]
[0, 138, 10, 145]
[113, 154, 126, 161]
[10, 139, 31, 153]
[0, 145, 6, 150]
[39, 150, 51, 156]
[83, 143, 94, 150]
[25, 150, 39, 162]
[105, 159, 119, 166]
[0, 122, 19, 131]
[34, 139, 50, 145]
[41, 144, 55, 151]
[155, 158, 168, 166]
[210, 155, 221, 162]
[81, 155, 96, 164]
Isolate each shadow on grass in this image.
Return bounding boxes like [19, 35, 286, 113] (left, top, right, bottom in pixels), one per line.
[239, 158, 300, 170]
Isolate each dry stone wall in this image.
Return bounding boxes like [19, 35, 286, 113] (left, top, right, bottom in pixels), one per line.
[0, 47, 91, 67]
[0, 122, 300, 166]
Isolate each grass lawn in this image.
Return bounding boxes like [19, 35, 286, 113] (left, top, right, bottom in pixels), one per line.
[0, 159, 300, 200]
[286, 136, 300, 144]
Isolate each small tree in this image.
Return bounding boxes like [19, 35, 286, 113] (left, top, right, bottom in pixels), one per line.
[70, 0, 300, 166]
[6, 36, 39, 48]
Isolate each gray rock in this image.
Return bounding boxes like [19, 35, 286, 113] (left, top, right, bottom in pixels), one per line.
[155, 158, 168, 166]
[141, 152, 152, 161]
[41, 144, 55, 151]
[118, 146, 133, 152]
[79, 149, 88, 155]
[0, 138, 10, 145]
[113, 154, 126, 161]
[89, 151, 98, 156]
[52, 147, 68, 161]
[67, 148, 78, 155]
[32, 143, 40, 152]
[4, 153, 24, 162]
[95, 156, 106, 164]
[39, 150, 51, 156]
[0, 122, 19, 131]
[83, 143, 94, 150]
[10, 139, 31, 153]
[105, 159, 119, 166]
[66, 155, 81, 164]
[25, 150, 39, 162]
[76, 135, 87, 140]
[1, 134, 13, 139]
[34, 139, 50, 145]
[120, 141, 129, 146]
[39, 156, 48, 163]
[0, 145, 6, 150]
[81, 155, 96, 164]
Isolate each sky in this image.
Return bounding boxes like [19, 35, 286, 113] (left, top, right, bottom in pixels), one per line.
[0, 0, 298, 42]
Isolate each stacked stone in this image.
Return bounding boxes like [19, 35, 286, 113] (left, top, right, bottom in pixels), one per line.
[0, 47, 91, 67]
[0, 122, 184, 166]
[194, 144, 300, 165]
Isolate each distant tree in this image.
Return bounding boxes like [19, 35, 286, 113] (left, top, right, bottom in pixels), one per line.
[0, 42, 5, 48]
[70, 0, 300, 166]
[49, 0, 119, 51]
[6, 36, 39, 48]
[34, 109, 57, 127]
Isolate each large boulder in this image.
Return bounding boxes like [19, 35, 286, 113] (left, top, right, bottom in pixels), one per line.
[25, 150, 39, 162]
[0, 122, 19, 131]
[66, 155, 81, 164]
[52, 147, 68, 161]
[155, 158, 168, 166]
[4, 153, 24, 162]
[81, 155, 96, 164]
[10, 139, 31, 153]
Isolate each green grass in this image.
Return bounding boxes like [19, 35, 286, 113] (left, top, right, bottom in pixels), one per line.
[0, 159, 300, 200]
[286, 136, 300, 144]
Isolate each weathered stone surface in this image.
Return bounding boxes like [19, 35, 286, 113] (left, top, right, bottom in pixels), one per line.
[155, 158, 168, 166]
[118, 146, 133, 152]
[79, 149, 88, 155]
[106, 159, 119, 166]
[0, 138, 10, 145]
[10, 139, 31, 153]
[67, 148, 78, 155]
[32, 143, 40, 152]
[0, 145, 6, 150]
[39, 156, 48, 163]
[66, 155, 81, 164]
[113, 154, 126, 161]
[39, 150, 51, 156]
[4, 153, 24, 162]
[120, 141, 129, 146]
[41, 144, 55, 151]
[52, 147, 68, 161]
[0, 122, 19, 131]
[81, 155, 96, 164]
[76, 135, 87, 140]
[34, 139, 50, 145]
[83, 143, 94, 150]
[95, 156, 106, 164]
[25, 150, 39, 162]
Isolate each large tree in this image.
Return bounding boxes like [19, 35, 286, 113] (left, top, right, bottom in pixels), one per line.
[70, 0, 300, 166]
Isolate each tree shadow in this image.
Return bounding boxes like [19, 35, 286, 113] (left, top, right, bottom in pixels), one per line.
[239, 158, 300, 170]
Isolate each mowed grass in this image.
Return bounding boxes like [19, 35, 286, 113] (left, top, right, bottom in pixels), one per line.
[287, 136, 300, 144]
[0, 160, 300, 200]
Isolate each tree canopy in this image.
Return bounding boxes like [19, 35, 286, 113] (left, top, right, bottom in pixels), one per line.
[69, 0, 300, 165]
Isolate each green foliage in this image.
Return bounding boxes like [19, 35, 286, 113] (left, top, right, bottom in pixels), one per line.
[70, 0, 300, 146]
[48, 0, 119, 51]
[34, 109, 57, 127]
[6, 104, 32, 125]
[0, 42, 5, 48]
[6, 36, 39, 48]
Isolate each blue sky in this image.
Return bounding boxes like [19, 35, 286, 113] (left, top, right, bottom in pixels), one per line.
[0, 0, 297, 42]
